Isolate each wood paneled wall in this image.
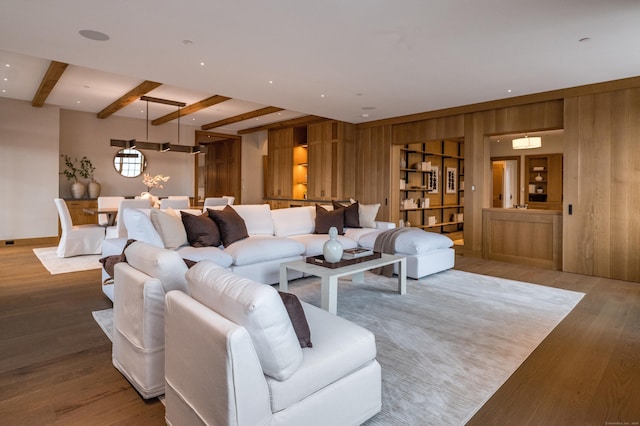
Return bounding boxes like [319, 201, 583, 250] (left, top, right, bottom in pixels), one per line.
[355, 125, 393, 221]
[563, 88, 640, 281]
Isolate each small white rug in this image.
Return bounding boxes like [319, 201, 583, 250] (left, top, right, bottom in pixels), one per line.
[33, 247, 102, 274]
[92, 308, 113, 342]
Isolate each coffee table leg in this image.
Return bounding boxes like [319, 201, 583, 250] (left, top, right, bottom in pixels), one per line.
[397, 258, 407, 295]
[321, 276, 338, 315]
[279, 264, 289, 292]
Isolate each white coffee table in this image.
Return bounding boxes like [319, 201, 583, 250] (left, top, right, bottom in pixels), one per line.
[279, 253, 406, 314]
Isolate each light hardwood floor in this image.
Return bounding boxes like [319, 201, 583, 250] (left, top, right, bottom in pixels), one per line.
[1, 245, 638, 425]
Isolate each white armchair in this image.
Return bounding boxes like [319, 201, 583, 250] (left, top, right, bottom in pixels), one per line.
[203, 197, 228, 207]
[54, 198, 105, 258]
[165, 261, 382, 425]
[112, 241, 189, 399]
[160, 198, 189, 209]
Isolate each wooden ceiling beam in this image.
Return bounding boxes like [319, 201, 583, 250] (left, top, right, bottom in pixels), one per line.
[151, 95, 231, 125]
[201, 106, 284, 130]
[237, 115, 326, 134]
[96, 80, 162, 119]
[32, 61, 68, 107]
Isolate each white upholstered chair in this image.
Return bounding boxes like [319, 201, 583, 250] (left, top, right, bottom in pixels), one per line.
[222, 195, 235, 205]
[160, 198, 189, 209]
[97, 196, 125, 225]
[54, 198, 105, 258]
[203, 197, 228, 207]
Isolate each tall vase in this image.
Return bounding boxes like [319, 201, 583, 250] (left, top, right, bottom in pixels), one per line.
[323, 226, 343, 262]
[88, 180, 101, 198]
[70, 181, 86, 199]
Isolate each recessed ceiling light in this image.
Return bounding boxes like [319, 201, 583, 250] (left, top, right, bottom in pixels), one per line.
[5, 64, 9, 67]
[269, 80, 273, 84]
[76, 100, 81, 104]
[579, 37, 591, 42]
[361, 113, 369, 118]
[320, 94, 325, 98]
[182, 39, 193, 45]
[507, 89, 512, 93]
[3, 78, 7, 81]
[2, 89, 6, 93]
[78, 29, 110, 41]
[200, 62, 205, 66]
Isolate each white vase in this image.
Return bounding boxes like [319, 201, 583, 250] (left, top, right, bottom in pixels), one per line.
[323, 226, 343, 262]
[88, 181, 101, 198]
[534, 173, 543, 182]
[70, 181, 86, 199]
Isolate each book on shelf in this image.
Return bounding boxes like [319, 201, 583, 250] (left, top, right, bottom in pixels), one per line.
[342, 248, 374, 259]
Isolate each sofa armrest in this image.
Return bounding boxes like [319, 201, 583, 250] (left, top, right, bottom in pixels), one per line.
[165, 291, 272, 426]
[375, 221, 396, 230]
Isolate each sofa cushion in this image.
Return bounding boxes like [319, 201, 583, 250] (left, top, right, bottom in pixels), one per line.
[315, 204, 344, 234]
[176, 245, 233, 268]
[124, 241, 189, 294]
[150, 208, 188, 250]
[266, 302, 377, 412]
[279, 292, 312, 348]
[332, 200, 360, 228]
[207, 206, 250, 246]
[223, 235, 305, 266]
[357, 228, 454, 254]
[181, 210, 221, 248]
[350, 199, 380, 229]
[229, 204, 274, 236]
[271, 206, 315, 237]
[122, 208, 164, 248]
[186, 261, 303, 381]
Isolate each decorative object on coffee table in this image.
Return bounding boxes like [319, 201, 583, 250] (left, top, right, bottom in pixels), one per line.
[322, 226, 343, 262]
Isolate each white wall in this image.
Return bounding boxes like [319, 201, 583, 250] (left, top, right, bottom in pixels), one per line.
[240, 130, 268, 204]
[0, 98, 60, 240]
[59, 109, 199, 199]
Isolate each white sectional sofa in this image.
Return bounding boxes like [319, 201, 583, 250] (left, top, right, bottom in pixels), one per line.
[100, 203, 455, 301]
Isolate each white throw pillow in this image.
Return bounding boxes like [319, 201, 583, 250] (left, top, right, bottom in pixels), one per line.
[149, 208, 188, 250]
[186, 261, 303, 381]
[229, 204, 274, 235]
[351, 199, 380, 228]
[122, 208, 164, 248]
[271, 206, 315, 237]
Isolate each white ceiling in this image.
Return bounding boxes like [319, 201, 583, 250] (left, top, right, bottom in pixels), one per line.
[1, 0, 639, 133]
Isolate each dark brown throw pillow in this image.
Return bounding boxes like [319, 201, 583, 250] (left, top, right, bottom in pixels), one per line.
[315, 204, 344, 234]
[181, 210, 221, 247]
[207, 205, 249, 246]
[332, 200, 360, 228]
[279, 291, 312, 348]
[99, 239, 136, 281]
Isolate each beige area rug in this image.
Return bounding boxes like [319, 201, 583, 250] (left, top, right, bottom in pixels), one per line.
[33, 247, 102, 274]
[92, 270, 584, 425]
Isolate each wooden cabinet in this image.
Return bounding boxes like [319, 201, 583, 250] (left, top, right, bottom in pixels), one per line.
[525, 153, 563, 210]
[60, 199, 98, 236]
[398, 139, 464, 236]
[306, 120, 355, 201]
[267, 127, 307, 200]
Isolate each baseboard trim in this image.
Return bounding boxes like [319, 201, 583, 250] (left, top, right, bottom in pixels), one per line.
[0, 237, 58, 247]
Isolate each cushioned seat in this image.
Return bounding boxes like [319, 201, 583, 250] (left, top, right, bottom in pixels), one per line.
[223, 235, 305, 266]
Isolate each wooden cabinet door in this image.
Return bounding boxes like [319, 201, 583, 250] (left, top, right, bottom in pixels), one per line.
[267, 128, 293, 198]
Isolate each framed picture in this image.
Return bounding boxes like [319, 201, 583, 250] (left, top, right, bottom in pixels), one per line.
[446, 167, 457, 194]
[427, 166, 439, 193]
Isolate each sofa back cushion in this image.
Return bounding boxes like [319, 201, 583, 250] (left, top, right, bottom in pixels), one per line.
[186, 261, 303, 381]
[124, 241, 189, 294]
[229, 204, 274, 236]
[122, 208, 165, 248]
[271, 206, 315, 237]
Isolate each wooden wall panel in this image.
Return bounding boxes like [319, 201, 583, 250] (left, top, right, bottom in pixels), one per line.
[564, 88, 640, 281]
[355, 125, 393, 221]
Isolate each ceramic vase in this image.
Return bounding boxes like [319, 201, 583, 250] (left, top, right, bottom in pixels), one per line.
[70, 181, 86, 199]
[323, 226, 343, 262]
[88, 181, 101, 199]
[534, 173, 543, 182]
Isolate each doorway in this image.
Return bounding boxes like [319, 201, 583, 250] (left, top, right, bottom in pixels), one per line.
[491, 157, 520, 208]
[194, 131, 242, 204]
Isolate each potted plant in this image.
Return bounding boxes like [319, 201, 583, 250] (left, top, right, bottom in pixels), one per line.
[61, 154, 87, 199]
